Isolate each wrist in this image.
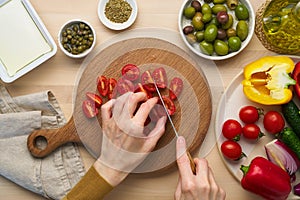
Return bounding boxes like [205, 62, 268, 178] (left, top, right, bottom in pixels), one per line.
[93, 159, 129, 187]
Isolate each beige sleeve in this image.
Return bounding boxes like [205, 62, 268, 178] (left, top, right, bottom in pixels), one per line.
[62, 166, 113, 200]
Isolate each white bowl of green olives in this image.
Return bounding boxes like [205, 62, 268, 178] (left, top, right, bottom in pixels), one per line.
[58, 19, 96, 58]
[179, 0, 255, 60]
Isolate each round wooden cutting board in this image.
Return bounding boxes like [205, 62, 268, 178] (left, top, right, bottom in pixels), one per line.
[73, 38, 212, 173]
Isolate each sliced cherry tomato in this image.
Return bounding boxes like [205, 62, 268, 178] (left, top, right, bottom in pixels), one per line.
[97, 75, 108, 97]
[152, 67, 167, 88]
[242, 124, 264, 140]
[134, 83, 153, 99]
[221, 140, 245, 161]
[116, 78, 134, 95]
[292, 61, 300, 100]
[82, 99, 98, 118]
[141, 71, 155, 92]
[263, 110, 285, 134]
[169, 77, 183, 100]
[121, 64, 140, 81]
[159, 96, 176, 115]
[86, 92, 102, 108]
[239, 105, 263, 124]
[107, 78, 117, 99]
[222, 119, 242, 141]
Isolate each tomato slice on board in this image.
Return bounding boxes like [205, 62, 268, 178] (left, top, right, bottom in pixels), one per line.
[82, 99, 99, 118]
[97, 75, 108, 97]
[141, 71, 155, 92]
[86, 92, 102, 108]
[116, 78, 135, 95]
[107, 78, 117, 99]
[134, 83, 153, 99]
[121, 64, 140, 81]
[158, 96, 176, 116]
[152, 67, 168, 89]
[169, 77, 183, 100]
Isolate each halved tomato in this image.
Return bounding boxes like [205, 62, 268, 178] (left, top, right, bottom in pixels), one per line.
[159, 96, 176, 115]
[116, 78, 135, 95]
[121, 64, 140, 81]
[108, 78, 117, 99]
[86, 92, 102, 108]
[141, 71, 155, 92]
[134, 83, 153, 99]
[82, 99, 98, 118]
[169, 77, 183, 100]
[97, 75, 108, 97]
[152, 67, 167, 89]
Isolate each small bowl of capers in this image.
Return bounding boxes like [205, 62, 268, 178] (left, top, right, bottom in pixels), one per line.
[58, 19, 96, 58]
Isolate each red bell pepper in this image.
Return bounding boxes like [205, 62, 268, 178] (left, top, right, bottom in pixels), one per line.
[240, 156, 291, 200]
[292, 61, 300, 100]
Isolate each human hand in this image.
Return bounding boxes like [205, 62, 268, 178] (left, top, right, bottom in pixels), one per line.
[175, 136, 226, 200]
[94, 92, 167, 186]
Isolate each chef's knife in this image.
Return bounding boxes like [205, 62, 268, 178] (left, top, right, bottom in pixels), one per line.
[152, 79, 196, 174]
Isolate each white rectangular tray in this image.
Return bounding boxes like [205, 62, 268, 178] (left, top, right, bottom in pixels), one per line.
[0, 0, 57, 83]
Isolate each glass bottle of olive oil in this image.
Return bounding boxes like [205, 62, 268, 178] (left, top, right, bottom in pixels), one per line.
[263, 0, 300, 53]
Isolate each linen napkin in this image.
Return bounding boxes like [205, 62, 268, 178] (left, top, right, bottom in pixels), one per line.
[0, 84, 85, 200]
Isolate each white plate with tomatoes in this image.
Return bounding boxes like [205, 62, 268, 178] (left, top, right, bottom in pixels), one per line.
[215, 56, 300, 198]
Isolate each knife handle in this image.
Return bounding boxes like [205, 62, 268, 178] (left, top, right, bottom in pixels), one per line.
[187, 151, 197, 175]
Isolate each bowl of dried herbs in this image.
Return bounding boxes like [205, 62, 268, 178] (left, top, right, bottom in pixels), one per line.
[98, 0, 138, 30]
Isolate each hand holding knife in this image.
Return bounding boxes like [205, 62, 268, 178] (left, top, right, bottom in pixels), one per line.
[152, 78, 197, 175]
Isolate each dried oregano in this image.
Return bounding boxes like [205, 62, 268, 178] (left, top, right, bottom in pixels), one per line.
[105, 0, 132, 23]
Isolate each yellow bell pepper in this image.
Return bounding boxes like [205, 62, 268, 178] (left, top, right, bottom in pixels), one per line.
[242, 56, 295, 105]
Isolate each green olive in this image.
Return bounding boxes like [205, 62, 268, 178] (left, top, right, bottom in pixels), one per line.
[221, 14, 233, 29]
[200, 41, 214, 55]
[235, 4, 249, 20]
[214, 39, 229, 55]
[201, 3, 212, 14]
[204, 24, 218, 42]
[192, 12, 204, 30]
[212, 4, 227, 15]
[202, 13, 212, 23]
[228, 36, 242, 51]
[227, 0, 238, 10]
[186, 33, 197, 44]
[206, 17, 220, 27]
[213, 0, 226, 4]
[236, 20, 249, 41]
[195, 31, 205, 42]
[226, 28, 236, 37]
[184, 6, 196, 19]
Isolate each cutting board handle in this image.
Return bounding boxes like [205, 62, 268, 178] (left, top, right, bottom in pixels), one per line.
[27, 116, 81, 158]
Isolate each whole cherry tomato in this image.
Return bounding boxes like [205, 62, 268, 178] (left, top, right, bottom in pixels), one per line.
[263, 111, 285, 134]
[239, 105, 263, 124]
[222, 119, 242, 141]
[121, 64, 140, 81]
[242, 124, 264, 140]
[152, 67, 168, 89]
[221, 140, 245, 161]
[141, 71, 155, 92]
[82, 99, 98, 118]
[107, 78, 117, 99]
[169, 77, 183, 100]
[97, 75, 108, 97]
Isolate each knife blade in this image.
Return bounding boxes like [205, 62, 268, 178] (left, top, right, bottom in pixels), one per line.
[152, 79, 196, 174]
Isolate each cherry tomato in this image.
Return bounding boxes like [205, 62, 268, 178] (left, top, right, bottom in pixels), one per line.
[239, 105, 263, 124]
[141, 71, 155, 92]
[134, 83, 153, 99]
[222, 119, 242, 141]
[159, 96, 176, 115]
[242, 124, 264, 140]
[121, 64, 140, 81]
[169, 77, 183, 100]
[97, 75, 108, 97]
[221, 140, 245, 160]
[82, 99, 98, 118]
[292, 61, 300, 100]
[107, 78, 117, 99]
[86, 92, 102, 108]
[152, 67, 167, 89]
[263, 111, 285, 134]
[116, 78, 134, 95]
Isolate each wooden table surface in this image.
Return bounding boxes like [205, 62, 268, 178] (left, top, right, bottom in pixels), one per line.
[0, 0, 282, 199]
